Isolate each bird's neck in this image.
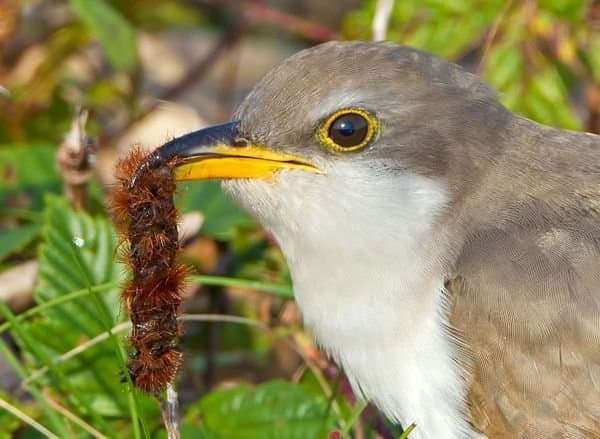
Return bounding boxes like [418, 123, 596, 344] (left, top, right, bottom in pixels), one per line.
[284, 230, 473, 438]
[250, 168, 477, 438]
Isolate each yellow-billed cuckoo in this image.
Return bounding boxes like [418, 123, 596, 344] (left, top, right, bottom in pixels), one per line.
[144, 41, 600, 438]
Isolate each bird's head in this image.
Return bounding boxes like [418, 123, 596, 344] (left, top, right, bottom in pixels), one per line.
[153, 41, 510, 267]
[142, 42, 530, 434]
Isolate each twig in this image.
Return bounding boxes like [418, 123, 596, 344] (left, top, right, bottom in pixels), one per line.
[319, 371, 342, 436]
[158, 22, 248, 110]
[2, 15, 71, 67]
[22, 315, 274, 388]
[182, 313, 270, 328]
[586, 83, 600, 134]
[340, 400, 368, 437]
[216, 44, 241, 120]
[104, 1, 336, 148]
[161, 383, 180, 439]
[185, 315, 345, 422]
[243, 1, 337, 42]
[23, 313, 341, 419]
[0, 396, 59, 439]
[22, 321, 130, 387]
[372, 0, 394, 41]
[42, 390, 108, 439]
[57, 108, 94, 211]
[195, 0, 337, 42]
[203, 245, 233, 390]
[477, 0, 514, 74]
[0, 0, 19, 43]
[102, 21, 248, 148]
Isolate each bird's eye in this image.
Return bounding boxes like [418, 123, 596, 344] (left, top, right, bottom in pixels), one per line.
[319, 109, 378, 152]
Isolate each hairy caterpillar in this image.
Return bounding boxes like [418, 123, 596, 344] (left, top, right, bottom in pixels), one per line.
[111, 148, 189, 393]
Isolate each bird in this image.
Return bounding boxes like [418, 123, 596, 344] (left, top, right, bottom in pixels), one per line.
[144, 41, 600, 438]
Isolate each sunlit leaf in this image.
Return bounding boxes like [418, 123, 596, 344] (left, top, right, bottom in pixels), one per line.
[23, 195, 135, 417]
[187, 380, 337, 439]
[527, 68, 581, 130]
[485, 46, 523, 91]
[68, 0, 137, 72]
[134, 2, 204, 28]
[0, 144, 61, 214]
[177, 181, 253, 240]
[0, 224, 39, 263]
[538, 0, 587, 22]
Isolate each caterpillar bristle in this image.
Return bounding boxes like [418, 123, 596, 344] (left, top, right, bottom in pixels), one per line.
[110, 147, 188, 394]
[128, 349, 183, 394]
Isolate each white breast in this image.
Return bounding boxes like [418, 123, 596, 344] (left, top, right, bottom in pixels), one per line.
[224, 160, 478, 438]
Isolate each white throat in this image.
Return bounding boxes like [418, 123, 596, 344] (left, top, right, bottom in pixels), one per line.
[225, 161, 476, 439]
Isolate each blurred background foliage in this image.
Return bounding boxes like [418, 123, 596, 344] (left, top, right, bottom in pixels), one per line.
[0, 0, 598, 438]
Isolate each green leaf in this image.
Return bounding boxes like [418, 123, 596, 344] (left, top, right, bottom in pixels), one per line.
[0, 224, 39, 263]
[22, 195, 157, 433]
[398, 423, 417, 438]
[176, 181, 253, 240]
[343, 0, 504, 59]
[0, 143, 61, 215]
[134, 2, 204, 28]
[526, 68, 581, 130]
[68, 0, 137, 72]
[485, 46, 523, 91]
[298, 368, 353, 425]
[189, 380, 337, 438]
[538, 0, 587, 22]
[21, 195, 136, 418]
[35, 196, 122, 308]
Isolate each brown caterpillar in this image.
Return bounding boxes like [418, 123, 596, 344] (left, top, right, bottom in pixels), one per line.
[111, 148, 188, 394]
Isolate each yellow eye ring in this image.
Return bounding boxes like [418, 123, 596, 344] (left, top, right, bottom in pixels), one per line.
[318, 108, 378, 152]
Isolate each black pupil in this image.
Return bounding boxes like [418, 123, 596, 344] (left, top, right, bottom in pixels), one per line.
[329, 113, 369, 148]
[338, 120, 355, 136]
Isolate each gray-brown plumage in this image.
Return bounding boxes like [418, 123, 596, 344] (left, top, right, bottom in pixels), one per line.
[447, 118, 600, 437]
[152, 41, 600, 438]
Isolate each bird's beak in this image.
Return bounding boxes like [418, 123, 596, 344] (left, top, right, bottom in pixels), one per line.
[153, 121, 321, 181]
